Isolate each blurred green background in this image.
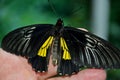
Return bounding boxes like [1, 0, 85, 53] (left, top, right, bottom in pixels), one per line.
[0, 0, 120, 79]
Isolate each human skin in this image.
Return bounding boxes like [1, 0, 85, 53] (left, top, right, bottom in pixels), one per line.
[0, 48, 106, 80]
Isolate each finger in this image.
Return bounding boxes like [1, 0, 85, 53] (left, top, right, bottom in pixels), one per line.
[0, 49, 37, 80]
[47, 69, 106, 80]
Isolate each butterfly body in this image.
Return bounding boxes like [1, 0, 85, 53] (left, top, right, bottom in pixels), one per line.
[1, 18, 120, 76]
[51, 37, 61, 65]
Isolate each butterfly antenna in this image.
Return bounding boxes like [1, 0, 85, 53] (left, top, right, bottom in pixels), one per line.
[48, 0, 60, 18]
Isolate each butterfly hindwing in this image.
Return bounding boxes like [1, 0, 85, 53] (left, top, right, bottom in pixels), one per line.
[57, 29, 80, 75]
[28, 36, 54, 72]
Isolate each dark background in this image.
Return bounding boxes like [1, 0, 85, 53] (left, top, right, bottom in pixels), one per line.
[0, 0, 120, 79]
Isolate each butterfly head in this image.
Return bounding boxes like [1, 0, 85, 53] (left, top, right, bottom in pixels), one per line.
[53, 18, 64, 36]
[55, 18, 63, 26]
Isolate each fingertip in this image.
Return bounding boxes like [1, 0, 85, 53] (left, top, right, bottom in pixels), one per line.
[72, 69, 106, 80]
[47, 69, 106, 80]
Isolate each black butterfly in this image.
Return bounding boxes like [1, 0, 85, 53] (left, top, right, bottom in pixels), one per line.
[1, 18, 120, 76]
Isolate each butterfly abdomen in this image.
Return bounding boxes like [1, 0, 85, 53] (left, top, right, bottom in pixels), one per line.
[51, 37, 61, 65]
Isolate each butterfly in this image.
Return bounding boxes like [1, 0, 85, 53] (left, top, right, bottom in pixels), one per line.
[1, 18, 120, 76]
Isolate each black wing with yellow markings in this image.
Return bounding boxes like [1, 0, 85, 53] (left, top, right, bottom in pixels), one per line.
[1, 19, 120, 76]
[57, 26, 120, 75]
[2, 24, 55, 72]
[1, 24, 54, 57]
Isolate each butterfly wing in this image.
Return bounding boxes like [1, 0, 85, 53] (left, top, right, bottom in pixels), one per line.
[2, 24, 55, 72]
[1, 24, 54, 57]
[58, 26, 120, 75]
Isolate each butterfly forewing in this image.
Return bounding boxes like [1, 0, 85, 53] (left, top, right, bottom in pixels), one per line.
[1, 24, 54, 57]
[63, 27, 120, 69]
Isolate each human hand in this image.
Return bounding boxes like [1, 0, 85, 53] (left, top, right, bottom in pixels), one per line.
[0, 48, 106, 80]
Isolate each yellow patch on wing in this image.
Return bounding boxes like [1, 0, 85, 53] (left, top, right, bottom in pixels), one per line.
[37, 36, 54, 57]
[60, 37, 71, 60]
